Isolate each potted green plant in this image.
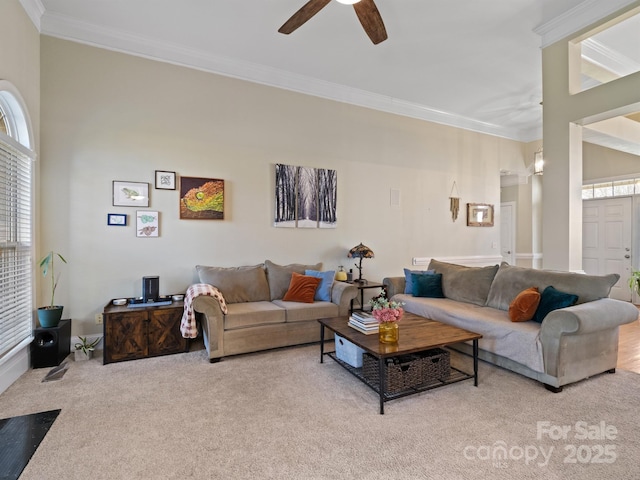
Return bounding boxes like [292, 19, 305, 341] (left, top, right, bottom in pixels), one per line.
[37, 251, 67, 328]
[629, 270, 640, 298]
[74, 336, 101, 361]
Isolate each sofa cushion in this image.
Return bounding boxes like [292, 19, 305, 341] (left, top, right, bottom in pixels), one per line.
[394, 294, 544, 373]
[486, 262, 619, 311]
[305, 269, 335, 302]
[403, 268, 435, 294]
[533, 286, 579, 323]
[196, 264, 270, 304]
[508, 287, 541, 322]
[272, 300, 340, 323]
[265, 260, 322, 300]
[412, 272, 444, 298]
[282, 272, 321, 303]
[224, 301, 286, 330]
[428, 259, 499, 306]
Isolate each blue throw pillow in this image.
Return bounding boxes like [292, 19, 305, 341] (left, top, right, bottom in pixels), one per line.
[403, 268, 435, 294]
[305, 270, 335, 302]
[532, 285, 578, 323]
[412, 273, 444, 298]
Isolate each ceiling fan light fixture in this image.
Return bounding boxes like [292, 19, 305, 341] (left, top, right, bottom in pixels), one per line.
[336, 0, 361, 4]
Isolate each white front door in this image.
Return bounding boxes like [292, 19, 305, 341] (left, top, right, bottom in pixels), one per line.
[582, 197, 632, 301]
[500, 202, 515, 265]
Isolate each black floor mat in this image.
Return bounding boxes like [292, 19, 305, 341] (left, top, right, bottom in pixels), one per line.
[0, 409, 60, 480]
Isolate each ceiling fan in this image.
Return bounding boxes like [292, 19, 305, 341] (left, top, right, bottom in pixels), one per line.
[278, 0, 388, 45]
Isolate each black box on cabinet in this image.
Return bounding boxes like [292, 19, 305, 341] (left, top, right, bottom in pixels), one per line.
[31, 319, 71, 368]
[142, 276, 159, 303]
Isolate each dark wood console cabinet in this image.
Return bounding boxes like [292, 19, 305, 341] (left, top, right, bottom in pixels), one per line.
[103, 300, 188, 364]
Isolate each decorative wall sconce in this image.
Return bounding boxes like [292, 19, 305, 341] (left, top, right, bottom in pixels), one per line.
[534, 149, 544, 175]
[449, 181, 460, 222]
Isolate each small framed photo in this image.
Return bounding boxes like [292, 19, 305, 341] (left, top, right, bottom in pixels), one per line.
[107, 213, 127, 226]
[467, 203, 494, 227]
[113, 181, 149, 207]
[136, 210, 159, 237]
[155, 170, 176, 190]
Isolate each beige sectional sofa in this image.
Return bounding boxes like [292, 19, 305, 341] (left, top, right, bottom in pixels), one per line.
[193, 260, 357, 362]
[384, 260, 639, 391]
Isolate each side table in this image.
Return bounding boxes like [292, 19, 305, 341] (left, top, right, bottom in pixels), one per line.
[348, 281, 385, 314]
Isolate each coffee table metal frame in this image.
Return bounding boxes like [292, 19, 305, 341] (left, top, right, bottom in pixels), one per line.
[319, 314, 482, 414]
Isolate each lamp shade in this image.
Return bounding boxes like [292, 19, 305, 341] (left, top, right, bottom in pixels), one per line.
[347, 243, 374, 259]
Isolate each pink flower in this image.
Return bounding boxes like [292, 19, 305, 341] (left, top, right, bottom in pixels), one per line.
[372, 307, 404, 324]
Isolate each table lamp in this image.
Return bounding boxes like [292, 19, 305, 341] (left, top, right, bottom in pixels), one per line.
[347, 243, 374, 284]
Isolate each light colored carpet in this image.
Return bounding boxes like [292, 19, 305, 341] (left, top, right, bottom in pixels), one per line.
[0, 344, 638, 480]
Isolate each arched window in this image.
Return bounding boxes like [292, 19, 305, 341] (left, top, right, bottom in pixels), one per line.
[0, 81, 35, 363]
[0, 104, 8, 135]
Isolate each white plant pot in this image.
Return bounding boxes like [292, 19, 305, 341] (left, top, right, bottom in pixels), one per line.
[74, 349, 93, 361]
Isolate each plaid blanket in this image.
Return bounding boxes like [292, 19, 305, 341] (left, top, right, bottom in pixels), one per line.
[180, 283, 228, 339]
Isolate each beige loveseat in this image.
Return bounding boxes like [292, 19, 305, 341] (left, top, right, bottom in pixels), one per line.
[384, 260, 639, 391]
[193, 260, 357, 362]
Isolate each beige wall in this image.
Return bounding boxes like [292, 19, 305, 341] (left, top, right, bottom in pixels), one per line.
[40, 37, 526, 335]
[584, 143, 640, 181]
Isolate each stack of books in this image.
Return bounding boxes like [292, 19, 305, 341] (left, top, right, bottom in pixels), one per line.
[348, 311, 379, 335]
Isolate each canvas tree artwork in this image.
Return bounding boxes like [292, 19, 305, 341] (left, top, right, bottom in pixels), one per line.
[274, 164, 337, 229]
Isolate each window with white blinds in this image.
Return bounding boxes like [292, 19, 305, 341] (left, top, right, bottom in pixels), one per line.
[0, 138, 33, 359]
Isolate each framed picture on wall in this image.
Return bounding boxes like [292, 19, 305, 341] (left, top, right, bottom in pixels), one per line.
[113, 181, 149, 207]
[155, 170, 176, 190]
[107, 213, 127, 226]
[136, 210, 159, 237]
[467, 203, 494, 227]
[179, 177, 224, 220]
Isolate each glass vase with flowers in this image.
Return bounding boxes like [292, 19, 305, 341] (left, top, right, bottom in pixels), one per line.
[369, 293, 404, 344]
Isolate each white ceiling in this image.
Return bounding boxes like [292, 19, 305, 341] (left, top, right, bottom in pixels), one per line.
[19, 0, 640, 144]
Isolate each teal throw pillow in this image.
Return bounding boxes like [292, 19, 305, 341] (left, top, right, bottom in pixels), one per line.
[412, 273, 444, 298]
[403, 268, 435, 294]
[305, 270, 335, 302]
[532, 285, 578, 323]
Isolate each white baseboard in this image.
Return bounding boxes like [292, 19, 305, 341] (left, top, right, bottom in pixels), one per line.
[0, 344, 29, 395]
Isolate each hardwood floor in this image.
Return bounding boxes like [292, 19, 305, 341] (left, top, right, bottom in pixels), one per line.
[618, 319, 640, 373]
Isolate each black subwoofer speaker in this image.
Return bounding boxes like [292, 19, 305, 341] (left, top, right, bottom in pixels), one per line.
[142, 276, 159, 303]
[31, 319, 71, 368]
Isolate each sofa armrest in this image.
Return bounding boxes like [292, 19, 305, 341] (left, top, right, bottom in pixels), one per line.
[539, 298, 638, 377]
[383, 277, 405, 298]
[540, 298, 638, 338]
[193, 295, 226, 361]
[331, 281, 358, 316]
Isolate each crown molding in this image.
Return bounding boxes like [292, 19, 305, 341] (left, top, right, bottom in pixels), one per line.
[39, 11, 538, 143]
[18, 0, 45, 31]
[582, 38, 640, 76]
[534, 0, 639, 47]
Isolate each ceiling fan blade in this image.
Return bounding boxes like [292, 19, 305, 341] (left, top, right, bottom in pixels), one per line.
[353, 0, 387, 44]
[278, 0, 332, 35]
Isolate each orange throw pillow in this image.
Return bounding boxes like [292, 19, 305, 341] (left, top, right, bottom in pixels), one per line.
[508, 287, 541, 322]
[282, 272, 321, 303]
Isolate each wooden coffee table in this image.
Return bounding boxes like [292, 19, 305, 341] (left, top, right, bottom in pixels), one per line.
[318, 313, 482, 414]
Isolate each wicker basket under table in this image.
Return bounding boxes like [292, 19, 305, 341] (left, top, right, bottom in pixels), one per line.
[362, 348, 451, 394]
